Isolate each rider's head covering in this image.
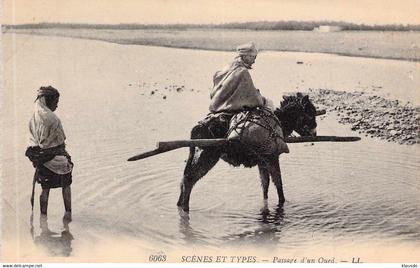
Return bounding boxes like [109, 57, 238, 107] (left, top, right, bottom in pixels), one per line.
[236, 42, 258, 56]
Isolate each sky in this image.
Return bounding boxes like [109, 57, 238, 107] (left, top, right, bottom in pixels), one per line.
[2, 0, 420, 25]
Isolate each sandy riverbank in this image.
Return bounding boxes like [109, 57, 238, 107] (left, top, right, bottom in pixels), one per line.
[6, 28, 420, 61]
[308, 89, 419, 144]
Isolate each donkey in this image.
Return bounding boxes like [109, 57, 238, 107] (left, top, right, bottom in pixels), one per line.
[177, 93, 318, 211]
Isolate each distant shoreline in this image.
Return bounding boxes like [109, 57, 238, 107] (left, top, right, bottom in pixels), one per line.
[4, 28, 420, 62]
[3, 21, 420, 31]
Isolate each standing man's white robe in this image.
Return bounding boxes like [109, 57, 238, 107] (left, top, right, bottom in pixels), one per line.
[28, 97, 73, 175]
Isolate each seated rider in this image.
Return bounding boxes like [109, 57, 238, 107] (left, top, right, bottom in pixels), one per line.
[200, 42, 273, 139]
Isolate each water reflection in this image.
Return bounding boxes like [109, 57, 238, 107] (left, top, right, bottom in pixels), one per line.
[222, 202, 286, 245]
[259, 201, 285, 225]
[178, 208, 206, 245]
[30, 214, 74, 256]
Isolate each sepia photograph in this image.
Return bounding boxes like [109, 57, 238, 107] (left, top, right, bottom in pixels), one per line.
[1, 0, 419, 265]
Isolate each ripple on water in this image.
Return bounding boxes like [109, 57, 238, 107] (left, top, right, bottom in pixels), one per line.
[66, 115, 420, 250]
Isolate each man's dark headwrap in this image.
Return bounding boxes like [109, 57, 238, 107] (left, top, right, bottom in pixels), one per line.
[36, 86, 60, 101]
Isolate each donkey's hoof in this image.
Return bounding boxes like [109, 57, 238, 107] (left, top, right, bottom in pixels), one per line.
[176, 203, 190, 212]
[278, 197, 285, 205]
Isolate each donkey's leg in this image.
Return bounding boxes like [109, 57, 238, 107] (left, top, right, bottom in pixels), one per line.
[257, 164, 270, 200]
[266, 156, 285, 205]
[178, 147, 221, 211]
[177, 123, 217, 208]
[177, 145, 196, 207]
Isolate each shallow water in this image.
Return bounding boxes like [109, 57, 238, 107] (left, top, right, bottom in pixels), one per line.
[1, 34, 419, 261]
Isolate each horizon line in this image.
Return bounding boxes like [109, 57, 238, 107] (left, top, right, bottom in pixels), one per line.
[4, 20, 420, 27]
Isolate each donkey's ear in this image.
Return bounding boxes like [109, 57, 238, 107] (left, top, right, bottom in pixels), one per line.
[282, 95, 288, 100]
[302, 95, 309, 103]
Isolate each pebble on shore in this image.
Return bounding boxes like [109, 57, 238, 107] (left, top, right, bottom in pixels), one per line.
[307, 88, 419, 145]
[138, 82, 193, 97]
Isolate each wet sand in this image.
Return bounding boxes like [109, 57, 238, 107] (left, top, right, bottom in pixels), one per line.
[1, 33, 419, 262]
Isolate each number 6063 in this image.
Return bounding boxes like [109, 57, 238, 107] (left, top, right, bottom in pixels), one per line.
[149, 253, 167, 262]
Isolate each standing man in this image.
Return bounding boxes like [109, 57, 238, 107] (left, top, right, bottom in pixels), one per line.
[25, 86, 73, 221]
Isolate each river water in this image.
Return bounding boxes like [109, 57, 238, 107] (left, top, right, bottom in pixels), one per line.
[1, 34, 419, 262]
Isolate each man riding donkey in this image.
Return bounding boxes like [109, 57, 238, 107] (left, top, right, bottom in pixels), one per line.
[177, 42, 292, 210]
[25, 86, 73, 221]
[198, 41, 286, 154]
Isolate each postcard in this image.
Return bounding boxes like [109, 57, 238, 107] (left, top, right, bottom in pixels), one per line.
[1, 0, 419, 265]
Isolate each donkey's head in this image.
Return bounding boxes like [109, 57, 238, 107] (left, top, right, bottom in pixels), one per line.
[274, 93, 318, 137]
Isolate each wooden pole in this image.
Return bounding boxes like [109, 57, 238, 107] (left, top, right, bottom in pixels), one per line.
[157, 139, 227, 151]
[127, 136, 360, 161]
[285, 136, 360, 143]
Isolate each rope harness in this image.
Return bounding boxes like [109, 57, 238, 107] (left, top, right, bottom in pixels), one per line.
[227, 107, 289, 156]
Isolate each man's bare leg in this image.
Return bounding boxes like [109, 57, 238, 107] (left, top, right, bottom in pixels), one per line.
[62, 186, 72, 221]
[40, 188, 50, 215]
